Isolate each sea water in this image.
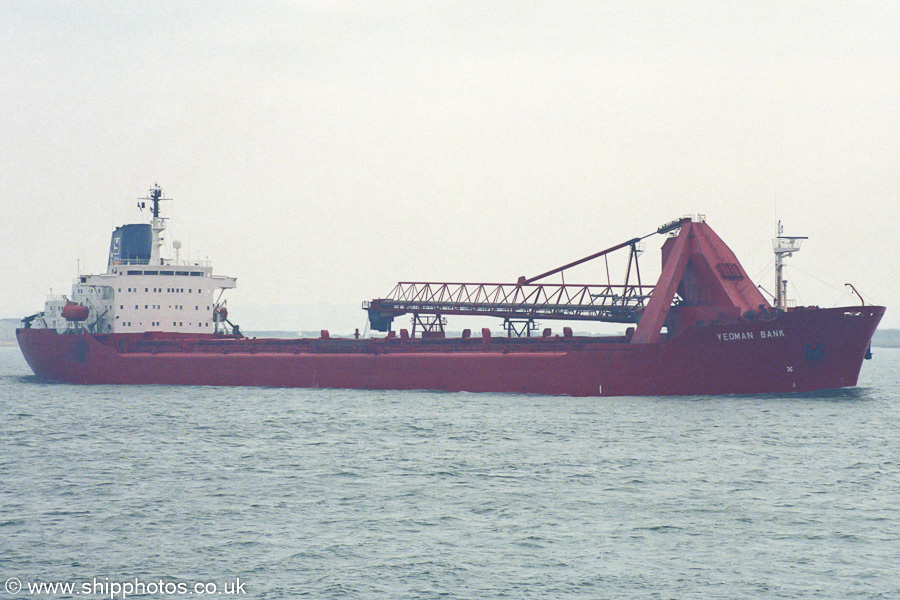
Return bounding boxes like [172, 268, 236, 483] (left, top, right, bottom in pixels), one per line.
[1, 345, 898, 599]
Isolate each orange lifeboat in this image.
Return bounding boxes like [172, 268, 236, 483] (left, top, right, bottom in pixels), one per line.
[213, 305, 228, 322]
[61, 301, 90, 322]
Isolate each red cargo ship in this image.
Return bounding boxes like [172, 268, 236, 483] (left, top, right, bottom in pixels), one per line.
[17, 186, 883, 396]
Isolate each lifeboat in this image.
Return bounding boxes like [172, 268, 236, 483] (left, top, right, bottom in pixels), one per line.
[213, 305, 228, 322]
[61, 301, 90, 322]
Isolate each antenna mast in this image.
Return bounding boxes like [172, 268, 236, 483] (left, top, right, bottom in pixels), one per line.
[772, 221, 807, 311]
[138, 184, 171, 265]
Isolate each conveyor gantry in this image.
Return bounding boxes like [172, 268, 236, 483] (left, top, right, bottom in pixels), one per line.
[364, 218, 690, 334]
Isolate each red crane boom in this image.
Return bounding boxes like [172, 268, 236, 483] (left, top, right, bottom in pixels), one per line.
[365, 217, 769, 341]
[367, 218, 679, 334]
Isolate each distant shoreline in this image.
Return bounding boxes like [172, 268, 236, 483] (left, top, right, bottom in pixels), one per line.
[872, 328, 900, 348]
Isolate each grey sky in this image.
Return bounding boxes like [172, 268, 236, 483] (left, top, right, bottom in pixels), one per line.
[2, 1, 898, 330]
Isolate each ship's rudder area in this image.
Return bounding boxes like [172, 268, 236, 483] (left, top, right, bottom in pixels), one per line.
[15, 329, 98, 383]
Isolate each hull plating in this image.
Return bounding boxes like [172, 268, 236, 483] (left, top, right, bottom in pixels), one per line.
[17, 306, 883, 397]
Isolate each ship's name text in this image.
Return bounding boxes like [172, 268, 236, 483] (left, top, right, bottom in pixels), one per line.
[717, 329, 785, 342]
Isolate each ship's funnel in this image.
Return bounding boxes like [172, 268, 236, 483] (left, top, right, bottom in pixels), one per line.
[108, 223, 151, 267]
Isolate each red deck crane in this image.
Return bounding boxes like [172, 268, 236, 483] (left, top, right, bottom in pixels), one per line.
[365, 216, 771, 341]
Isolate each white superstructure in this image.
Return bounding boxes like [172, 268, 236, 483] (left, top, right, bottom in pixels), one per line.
[31, 185, 237, 334]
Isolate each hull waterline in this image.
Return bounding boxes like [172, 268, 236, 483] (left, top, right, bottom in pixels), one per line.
[17, 305, 884, 397]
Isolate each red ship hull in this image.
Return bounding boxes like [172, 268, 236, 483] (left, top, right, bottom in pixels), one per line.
[16, 305, 883, 396]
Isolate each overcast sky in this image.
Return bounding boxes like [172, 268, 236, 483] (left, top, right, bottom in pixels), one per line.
[2, 1, 898, 331]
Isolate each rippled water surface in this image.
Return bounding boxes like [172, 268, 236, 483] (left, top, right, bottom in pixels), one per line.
[2, 346, 899, 599]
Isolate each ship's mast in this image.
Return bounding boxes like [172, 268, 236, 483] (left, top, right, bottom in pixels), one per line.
[772, 221, 807, 311]
[139, 184, 170, 265]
